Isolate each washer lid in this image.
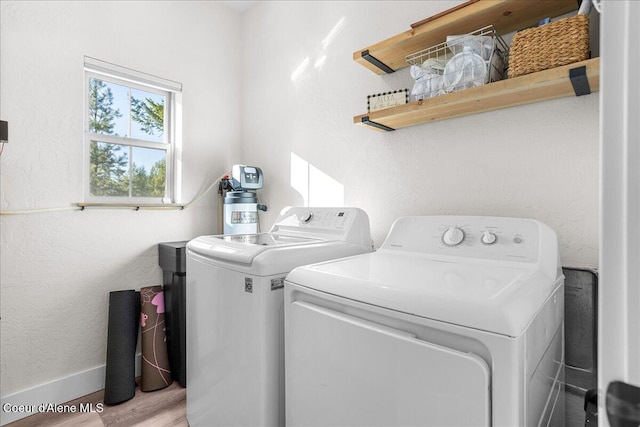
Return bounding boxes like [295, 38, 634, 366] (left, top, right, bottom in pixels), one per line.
[187, 207, 373, 267]
[286, 250, 561, 337]
[187, 233, 322, 265]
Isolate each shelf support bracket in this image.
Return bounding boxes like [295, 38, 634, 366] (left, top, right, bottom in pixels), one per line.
[570, 65, 591, 96]
[361, 50, 395, 74]
[362, 116, 395, 131]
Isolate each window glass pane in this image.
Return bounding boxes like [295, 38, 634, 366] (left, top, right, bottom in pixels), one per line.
[132, 147, 166, 197]
[85, 60, 179, 202]
[88, 78, 129, 137]
[130, 88, 165, 143]
[89, 141, 129, 196]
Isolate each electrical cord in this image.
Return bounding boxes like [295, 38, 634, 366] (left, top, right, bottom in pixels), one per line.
[0, 206, 81, 215]
[181, 171, 229, 209]
[0, 171, 230, 216]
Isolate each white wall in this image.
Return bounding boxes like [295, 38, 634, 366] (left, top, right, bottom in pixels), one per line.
[241, 1, 599, 269]
[0, 0, 241, 409]
[0, 0, 600, 422]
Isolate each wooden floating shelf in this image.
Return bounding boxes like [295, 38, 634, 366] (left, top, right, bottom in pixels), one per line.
[353, 0, 579, 75]
[354, 58, 600, 131]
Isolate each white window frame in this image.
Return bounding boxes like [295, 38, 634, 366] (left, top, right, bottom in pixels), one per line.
[83, 56, 183, 204]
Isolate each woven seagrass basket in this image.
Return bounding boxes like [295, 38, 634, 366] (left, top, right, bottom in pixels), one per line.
[508, 13, 589, 78]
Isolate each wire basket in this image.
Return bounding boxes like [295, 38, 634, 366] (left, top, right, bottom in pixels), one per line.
[406, 26, 508, 101]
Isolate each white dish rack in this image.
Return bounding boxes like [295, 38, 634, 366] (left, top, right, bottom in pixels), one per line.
[406, 26, 509, 101]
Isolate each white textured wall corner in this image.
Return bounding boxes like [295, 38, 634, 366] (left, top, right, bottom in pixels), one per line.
[0, 0, 241, 421]
[241, 1, 599, 269]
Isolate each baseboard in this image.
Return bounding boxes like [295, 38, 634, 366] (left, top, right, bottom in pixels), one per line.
[0, 354, 141, 426]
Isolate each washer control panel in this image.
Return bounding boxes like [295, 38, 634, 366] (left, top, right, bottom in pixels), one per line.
[381, 216, 552, 264]
[295, 209, 350, 229]
[269, 207, 373, 248]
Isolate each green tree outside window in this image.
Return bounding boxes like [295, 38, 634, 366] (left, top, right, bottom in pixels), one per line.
[88, 78, 166, 198]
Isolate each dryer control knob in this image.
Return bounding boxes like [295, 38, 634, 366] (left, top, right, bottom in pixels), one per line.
[481, 231, 497, 245]
[443, 226, 465, 246]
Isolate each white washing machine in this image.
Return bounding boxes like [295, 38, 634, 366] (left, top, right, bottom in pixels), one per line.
[285, 215, 564, 427]
[186, 207, 373, 427]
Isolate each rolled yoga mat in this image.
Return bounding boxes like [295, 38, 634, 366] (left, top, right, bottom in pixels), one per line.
[104, 290, 140, 405]
[140, 285, 173, 391]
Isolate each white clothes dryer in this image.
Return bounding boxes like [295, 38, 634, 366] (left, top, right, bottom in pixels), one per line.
[186, 207, 373, 427]
[285, 215, 564, 427]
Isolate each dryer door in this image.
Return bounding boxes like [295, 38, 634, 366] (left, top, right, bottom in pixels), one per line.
[286, 301, 491, 427]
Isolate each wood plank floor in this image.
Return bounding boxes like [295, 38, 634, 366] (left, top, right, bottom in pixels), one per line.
[5, 381, 588, 427]
[5, 380, 186, 427]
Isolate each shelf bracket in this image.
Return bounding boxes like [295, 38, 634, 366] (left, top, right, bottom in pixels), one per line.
[361, 50, 395, 74]
[570, 65, 591, 96]
[362, 116, 395, 131]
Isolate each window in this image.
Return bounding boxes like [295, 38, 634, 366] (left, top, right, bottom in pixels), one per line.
[83, 57, 182, 203]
